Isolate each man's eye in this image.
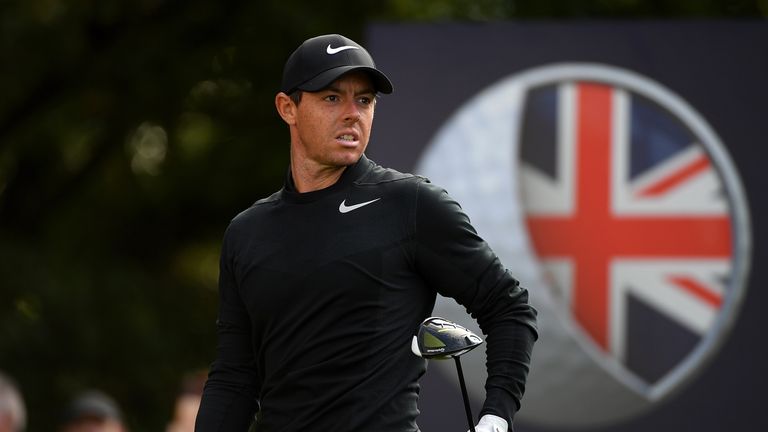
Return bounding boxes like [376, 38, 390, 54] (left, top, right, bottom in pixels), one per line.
[325, 95, 339, 102]
[358, 97, 372, 105]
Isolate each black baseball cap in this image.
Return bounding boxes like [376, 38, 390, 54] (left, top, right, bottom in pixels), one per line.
[280, 34, 393, 95]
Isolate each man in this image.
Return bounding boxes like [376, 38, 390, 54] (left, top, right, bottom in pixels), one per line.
[59, 390, 127, 432]
[0, 371, 25, 432]
[195, 34, 538, 432]
[166, 371, 206, 432]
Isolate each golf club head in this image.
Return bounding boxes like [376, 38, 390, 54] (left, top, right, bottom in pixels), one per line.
[411, 316, 483, 359]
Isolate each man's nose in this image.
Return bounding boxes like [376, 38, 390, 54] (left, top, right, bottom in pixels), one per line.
[342, 99, 361, 123]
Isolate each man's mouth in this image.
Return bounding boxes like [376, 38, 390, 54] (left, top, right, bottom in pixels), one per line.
[336, 132, 360, 146]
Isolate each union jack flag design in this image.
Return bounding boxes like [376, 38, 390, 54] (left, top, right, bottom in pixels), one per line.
[519, 81, 734, 386]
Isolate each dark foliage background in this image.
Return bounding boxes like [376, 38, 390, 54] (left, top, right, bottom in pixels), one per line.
[1, 1, 765, 430]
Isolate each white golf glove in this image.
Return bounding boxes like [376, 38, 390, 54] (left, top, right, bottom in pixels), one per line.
[468, 414, 508, 432]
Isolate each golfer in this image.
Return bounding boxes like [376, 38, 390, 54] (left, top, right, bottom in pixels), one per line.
[195, 33, 538, 432]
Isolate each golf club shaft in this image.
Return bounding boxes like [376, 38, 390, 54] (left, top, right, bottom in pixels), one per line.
[454, 357, 475, 432]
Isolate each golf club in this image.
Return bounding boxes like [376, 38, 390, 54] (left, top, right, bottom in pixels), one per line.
[411, 316, 484, 432]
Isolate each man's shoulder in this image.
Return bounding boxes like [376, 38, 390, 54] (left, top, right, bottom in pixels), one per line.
[229, 190, 282, 226]
[357, 160, 428, 187]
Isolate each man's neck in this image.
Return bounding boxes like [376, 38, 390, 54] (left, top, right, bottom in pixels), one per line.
[290, 159, 348, 193]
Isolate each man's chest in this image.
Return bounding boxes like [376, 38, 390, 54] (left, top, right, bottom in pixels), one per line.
[233, 192, 416, 321]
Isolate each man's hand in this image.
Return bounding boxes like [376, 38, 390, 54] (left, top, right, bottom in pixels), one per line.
[468, 414, 508, 432]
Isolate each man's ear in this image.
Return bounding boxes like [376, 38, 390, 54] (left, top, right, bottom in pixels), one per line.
[275, 92, 297, 125]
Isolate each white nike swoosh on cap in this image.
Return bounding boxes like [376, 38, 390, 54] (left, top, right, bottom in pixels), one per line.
[338, 198, 380, 214]
[326, 44, 360, 55]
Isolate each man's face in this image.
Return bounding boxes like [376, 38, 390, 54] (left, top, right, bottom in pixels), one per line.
[0, 412, 15, 432]
[290, 71, 376, 169]
[60, 416, 125, 432]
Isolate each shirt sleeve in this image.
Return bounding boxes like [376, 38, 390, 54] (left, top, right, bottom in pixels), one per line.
[412, 181, 538, 425]
[195, 226, 261, 432]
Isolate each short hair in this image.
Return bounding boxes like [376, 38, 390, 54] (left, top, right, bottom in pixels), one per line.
[0, 371, 26, 432]
[289, 90, 303, 106]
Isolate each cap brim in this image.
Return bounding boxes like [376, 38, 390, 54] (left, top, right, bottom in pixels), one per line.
[296, 66, 393, 94]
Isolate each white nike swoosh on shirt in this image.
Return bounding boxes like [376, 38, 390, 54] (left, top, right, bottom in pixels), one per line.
[326, 44, 360, 55]
[338, 198, 381, 214]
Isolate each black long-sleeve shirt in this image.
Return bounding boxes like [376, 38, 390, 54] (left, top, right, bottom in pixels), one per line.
[195, 155, 538, 431]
